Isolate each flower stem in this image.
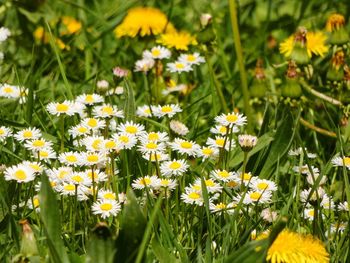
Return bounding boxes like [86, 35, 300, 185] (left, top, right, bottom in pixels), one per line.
[228, 0, 253, 132]
[299, 117, 337, 138]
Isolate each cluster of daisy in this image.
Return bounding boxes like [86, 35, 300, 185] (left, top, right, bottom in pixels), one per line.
[0, 83, 28, 104]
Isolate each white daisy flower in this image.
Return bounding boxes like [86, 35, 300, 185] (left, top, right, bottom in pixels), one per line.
[132, 175, 161, 190]
[98, 189, 116, 201]
[46, 101, 77, 116]
[27, 195, 40, 212]
[92, 104, 124, 119]
[210, 125, 239, 136]
[0, 27, 11, 42]
[106, 86, 124, 96]
[210, 169, 236, 182]
[198, 146, 219, 161]
[288, 147, 317, 159]
[178, 52, 205, 65]
[151, 104, 182, 118]
[330, 222, 347, 233]
[142, 152, 169, 162]
[158, 178, 177, 191]
[292, 165, 320, 176]
[192, 178, 222, 193]
[250, 178, 277, 192]
[306, 172, 327, 186]
[92, 199, 121, 219]
[332, 155, 350, 169]
[100, 138, 119, 152]
[14, 127, 42, 142]
[37, 147, 57, 162]
[4, 164, 35, 183]
[47, 166, 73, 182]
[96, 80, 109, 90]
[0, 84, 19, 98]
[81, 136, 104, 152]
[69, 124, 91, 138]
[160, 159, 189, 177]
[58, 152, 81, 167]
[260, 208, 278, 223]
[167, 61, 193, 73]
[338, 201, 349, 212]
[79, 152, 106, 166]
[67, 172, 91, 186]
[169, 120, 189, 136]
[206, 136, 236, 151]
[24, 138, 53, 151]
[300, 188, 326, 203]
[162, 83, 188, 95]
[168, 138, 200, 157]
[138, 140, 166, 154]
[181, 190, 203, 206]
[210, 202, 228, 215]
[136, 105, 152, 118]
[112, 133, 137, 150]
[242, 190, 272, 204]
[134, 58, 155, 72]
[117, 121, 145, 136]
[81, 118, 106, 131]
[237, 172, 255, 186]
[320, 195, 335, 210]
[138, 131, 169, 143]
[303, 207, 315, 221]
[226, 179, 240, 189]
[85, 169, 108, 183]
[22, 161, 43, 174]
[143, 46, 171, 60]
[0, 126, 12, 142]
[58, 182, 89, 198]
[215, 112, 247, 128]
[76, 93, 104, 105]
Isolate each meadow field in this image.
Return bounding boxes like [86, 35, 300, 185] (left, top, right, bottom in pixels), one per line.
[0, 0, 349, 262]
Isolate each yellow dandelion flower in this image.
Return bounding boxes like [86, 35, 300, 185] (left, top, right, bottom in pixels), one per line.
[280, 31, 329, 58]
[326, 13, 345, 32]
[115, 7, 176, 38]
[61, 16, 82, 35]
[267, 229, 329, 263]
[157, 31, 197, 51]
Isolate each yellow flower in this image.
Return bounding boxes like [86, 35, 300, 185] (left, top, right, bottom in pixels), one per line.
[157, 31, 197, 51]
[280, 31, 329, 58]
[33, 26, 69, 50]
[267, 229, 329, 263]
[115, 7, 176, 38]
[326, 13, 345, 32]
[60, 16, 82, 35]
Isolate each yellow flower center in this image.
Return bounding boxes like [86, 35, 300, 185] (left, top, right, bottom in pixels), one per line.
[175, 63, 184, 69]
[140, 178, 151, 185]
[218, 170, 229, 178]
[119, 135, 129, 143]
[87, 155, 99, 162]
[64, 184, 75, 191]
[205, 179, 215, 187]
[105, 140, 116, 149]
[87, 171, 97, 179]
[102, 106, 113, 115]
[58, 171, 69, 179]
[150, 153, 161, 161]
[23, 131, 33, 138]
[180, 141, 192, 149]
[0, 129, 4, 135]
[4, 86, 13, 93]
[148, 132, 159, 141]
[33, 197, 40, 208]
[308, 209, 315, 217]
[193, 185, 201, 191]
[343, 157, 350, 166]
[152, 49, 161, 56]
[56, 103, 69, 112]
[161, 179, 170, 186]
[32, 140, 45, 147]
[15, 170, 27, 180]
[250, 192, 262, 200]
[227, 181, 238, 188]
[215, 203, 226, 210]
[87, 118, 98, 127]
[257, 182, 269, 190]
[100, 203, 113, 211]
[92, 139, 102, 150]
[169, 161, 181, 170]
[188, 192, 200, 200]
[146, 142, 158, 149]
[40, 151, 49, 158]
[85, 94, 94, 103]
[78, 126, 88, 133]
[29, 163, 41, 171]
[71, 175, 83, 183]
[125, 126, 137, 134]
[161, 106, 173, 113]
[144, 108, 151, 114]
[66, 155, 77, 163]
[215, 138, 225, 147]
[219, 126, 227, 134]
[226, 114, 238, 123]
[103, 193, 115, 199]
[242, 173, 252, 181]
[187, 54, 196, 62]
[202, 148, 213, 155]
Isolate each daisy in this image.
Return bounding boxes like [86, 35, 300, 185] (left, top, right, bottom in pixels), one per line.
[0, 27, 11, 42]
[96, 80, 109, 90]
[47, 167, 73, 182]
[181, 190, 203, 206]
[58, 152, 81, 166]
[134, 58, 155, 72]
[215, 112, 247, 128]
[24, 138, 53, 151]
[76, 93, 104, 105]
[143, 46, 171, 60]
[260, 208, 278, 223]
[138, 131, 169, 143]
[210, 169, 236, 182]
[112, 133, 137, 150]
[46, 100, 77, 116]
[106, 86, 124, 96]
[142, 152, 169, 162]
[320, 195, 335, 210]
[27, 195, 40, 212]
[14, 127, 42, 142]
[85, 169, 108, 183]
[93, 104, 124, 119]
[58, 182, 89, 198]
[167, 61, 192, 73]
[210, 202, 228, 215]
[36, 147, 57, 162]
[68, 172, 91, 186]
[250, 178, 277, 192]
[304, 207, 315, 220]
[168, 138, 200, 157]
[138, 140, 166, 154]
[81, 118, 106, 131]
[169, 120, 189, 136]
[92, 199, 121, 219]
[0, 126, 12, 142]
[136, 105, 152, 118]
[242, 190, 272, 204]
[79, 152, 106, 166]
[288, 147, 317, 159]
[300, 188, 325, 203]
[98, 189, 117, 201]
[292, 165, 320, 176]
[132, 175, 161, 190]
[206, 136, 236, 151]
[22, 161, 43, 174]
[0, 84, 19, 98]
[178, 52, 205, 65]
[192, 178, 222, 193]
[100, 138, 119, 152]
[330, 222, 347, 233]
[306, 172, 327, 186]
[151, 104, 182, 118]
[4, 164, 35, 183]
[160, 159, 189, 177]
[332, 155, 350, 169]
[338, 201, 349, 211]
[210, 125, 239, 136]
[81, 136, 104, 151]
[117, 121, 145, 136]
[198, 146, 219, 161]
[158, 178, 177, 191]
[226, 179, 240, 189]
[162, 83, 188, 96]
[237, 172, 255, 186]
[68, 124, 91, 138]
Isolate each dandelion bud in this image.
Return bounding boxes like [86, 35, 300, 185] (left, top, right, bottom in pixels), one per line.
[19, 219, 38, 257]
[289, 27, 310, 65]
[326, 50, 345, 81]
[200, 13, 212, 27]
[282, 61, 302, 98]
[250, 59, 268, 98]
[238, 134, 258, 152]
[326, 14, 349, 45]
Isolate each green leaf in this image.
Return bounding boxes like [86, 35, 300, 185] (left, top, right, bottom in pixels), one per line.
[123, 79, 136, 121]
[151, 236, 179, 263]
[39, 173, 70, 263]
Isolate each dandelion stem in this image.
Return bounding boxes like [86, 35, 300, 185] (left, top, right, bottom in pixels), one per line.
[299, 117, 337, 138]
[228, 0, 253, 132]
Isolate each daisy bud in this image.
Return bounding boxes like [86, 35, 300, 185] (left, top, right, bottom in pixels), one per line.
[326, 14, 349, 45]
[200, 13, 212, 27]
[19, 219, 39, 257]
[238, 134, 258, 152]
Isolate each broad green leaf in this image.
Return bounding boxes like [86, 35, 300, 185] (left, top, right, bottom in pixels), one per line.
[123, 79, 136, 121]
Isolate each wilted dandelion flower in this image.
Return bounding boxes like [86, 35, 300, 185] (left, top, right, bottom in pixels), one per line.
[0, 126, 12, 142]
[331, 155, 350, 169]
[143, 46, 171, 60]
[4, 164, 35, 183]
[167, 61, 193, 73]
[158, 31, 197, 51]
[160, 159, 189, 177]
[114, 7, 175, 38]
[169, 120, 189, 136]
[326, 13, 349, 45]
[151, 104, 182, 118]
[178, 53, 205, 65]
[92, 199, 121, 219]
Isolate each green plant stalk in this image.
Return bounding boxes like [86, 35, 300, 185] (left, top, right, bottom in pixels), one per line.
[240, 152, 248, 191]
[228, 0, 253, 132]
[60, 116, 65, 152]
